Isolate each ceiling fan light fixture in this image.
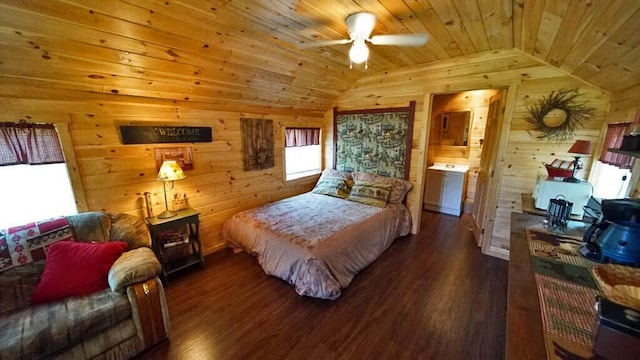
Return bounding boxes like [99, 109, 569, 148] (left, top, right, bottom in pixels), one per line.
[304, 11, 428, 70]
[346, 12, 376, 38]
[349, 39, 369, 64]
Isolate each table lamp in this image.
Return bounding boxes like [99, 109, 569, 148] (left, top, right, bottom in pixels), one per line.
[156, 160, 186, 218]
[563, 140, 591, 183]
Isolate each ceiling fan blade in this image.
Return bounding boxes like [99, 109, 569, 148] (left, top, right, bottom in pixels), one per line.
[369, 34, 429, 47]
[299, 39, 352, 49]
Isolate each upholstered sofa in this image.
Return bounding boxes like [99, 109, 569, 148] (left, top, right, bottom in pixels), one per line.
[0, 212, 170, 360]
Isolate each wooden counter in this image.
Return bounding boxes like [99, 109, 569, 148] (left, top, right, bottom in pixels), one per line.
[507, 213, 592, 359]
[506, 213, 547, 360]
[520, 193, 583, 221]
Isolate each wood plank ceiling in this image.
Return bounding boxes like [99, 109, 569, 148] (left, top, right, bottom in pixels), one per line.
[1, 0, 639, 113]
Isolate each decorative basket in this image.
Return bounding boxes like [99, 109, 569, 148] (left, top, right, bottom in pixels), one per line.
[543, 159, 574, 178]
[592, 264, 640, 311]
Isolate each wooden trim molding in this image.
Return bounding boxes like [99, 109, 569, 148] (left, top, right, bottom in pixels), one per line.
[481, 84, 519, 257]
[411, 93, 434, 234]
[55, 120, 89, 212]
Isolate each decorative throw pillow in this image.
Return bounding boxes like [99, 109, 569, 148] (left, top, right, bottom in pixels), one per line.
[352, 172, 413, 203]
[347, 181, 392, 208]
[312, 176, 354, 198]
[31, 241, 128, 304]
[311, 169, 354, 198]
[320, 168, 353, 181]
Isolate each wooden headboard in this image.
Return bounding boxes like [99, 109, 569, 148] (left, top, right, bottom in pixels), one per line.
[333, 102, 415, 180]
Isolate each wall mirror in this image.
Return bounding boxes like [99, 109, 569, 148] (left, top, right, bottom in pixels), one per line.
[440, 110, 471, 147]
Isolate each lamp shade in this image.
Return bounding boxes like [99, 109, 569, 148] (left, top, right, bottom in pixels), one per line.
[349, 39, 369, 64]
[156, 160, 186, 182]
[567, 140, 591, 155]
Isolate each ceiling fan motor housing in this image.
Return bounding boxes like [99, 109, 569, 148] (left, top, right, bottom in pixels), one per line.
[346, 12, 376, 39]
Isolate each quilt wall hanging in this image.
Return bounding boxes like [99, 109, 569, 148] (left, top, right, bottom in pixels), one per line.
[334, 102, 415, 180]
[241, 118, 274, 170]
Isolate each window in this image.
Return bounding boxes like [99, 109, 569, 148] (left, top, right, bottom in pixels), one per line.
[0, 122, 77, 229]
[590, 122, 635, 199]
[0, 164, 77, 228]
[590, 161, 631, 199]
[284, 128, 321, 181]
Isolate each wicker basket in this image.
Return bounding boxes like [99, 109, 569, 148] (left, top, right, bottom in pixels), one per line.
[592, 264, 640, 311]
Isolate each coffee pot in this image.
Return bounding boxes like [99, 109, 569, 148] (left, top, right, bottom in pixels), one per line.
[580, 198, 640, 266]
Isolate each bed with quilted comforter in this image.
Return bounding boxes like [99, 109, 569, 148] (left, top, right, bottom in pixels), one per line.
[222, 170, 412, 300]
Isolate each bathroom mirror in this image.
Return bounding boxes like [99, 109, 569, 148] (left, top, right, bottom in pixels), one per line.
[440, 110, 472, 147]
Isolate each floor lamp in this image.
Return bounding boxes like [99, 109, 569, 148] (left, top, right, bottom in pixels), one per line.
[156, 160, 186, 218]
[563, 140, 591, 183]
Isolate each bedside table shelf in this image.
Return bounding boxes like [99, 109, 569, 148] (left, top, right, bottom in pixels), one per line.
[146, 208, 204, 283]
[163, 253, 204, 274]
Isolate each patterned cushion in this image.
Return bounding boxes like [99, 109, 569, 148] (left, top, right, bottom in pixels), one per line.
[312, 176, 354, 198]
[0, 261, 45, 315]
[0, 288, 131, 360]
[108, 213, 153, 250]
[311, 169, 354, 198]
[352, 172, 413, 203]
[67, 212, 111, 243]
[347, 181, 392, 208]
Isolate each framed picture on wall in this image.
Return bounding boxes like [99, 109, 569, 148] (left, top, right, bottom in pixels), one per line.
[154, 147, 194, 171]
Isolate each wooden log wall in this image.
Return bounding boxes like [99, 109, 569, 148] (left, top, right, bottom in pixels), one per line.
[2, 102, 326, 255]
[427, 90, 498, 206]
[335, 49, 609, 259]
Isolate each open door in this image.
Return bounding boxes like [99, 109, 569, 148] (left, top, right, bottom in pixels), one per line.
[472, 90, 507, 247]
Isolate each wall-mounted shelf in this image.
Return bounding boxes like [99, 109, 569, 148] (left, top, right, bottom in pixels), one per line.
[608, 148, 640, 158]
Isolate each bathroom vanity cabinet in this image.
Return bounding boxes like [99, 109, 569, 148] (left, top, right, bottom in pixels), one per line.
[424, 164, 469, 216]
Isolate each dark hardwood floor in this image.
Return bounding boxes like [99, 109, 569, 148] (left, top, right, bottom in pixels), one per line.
[139, 211, 508, 360]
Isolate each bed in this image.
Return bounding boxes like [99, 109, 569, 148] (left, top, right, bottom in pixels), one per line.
[222, 170, 412, 300]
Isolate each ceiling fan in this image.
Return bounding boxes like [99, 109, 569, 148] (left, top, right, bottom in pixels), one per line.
[302, 12, 429, 69]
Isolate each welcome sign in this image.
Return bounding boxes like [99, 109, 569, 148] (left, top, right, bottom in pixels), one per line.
[119, 125, 212, 144]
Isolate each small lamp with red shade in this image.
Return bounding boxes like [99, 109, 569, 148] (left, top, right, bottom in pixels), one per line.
[564, 140, 591, 183]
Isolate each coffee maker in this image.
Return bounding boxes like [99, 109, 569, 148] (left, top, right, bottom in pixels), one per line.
[580, 198, 640, 266]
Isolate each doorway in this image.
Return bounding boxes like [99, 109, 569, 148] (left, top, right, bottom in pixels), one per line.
[423, 88, 509, 251]
[425, 90, 497, 213]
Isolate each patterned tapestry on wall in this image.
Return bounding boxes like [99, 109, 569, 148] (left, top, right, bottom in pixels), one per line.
[335, 108, 413, 179]
[241, 118, 274, 171]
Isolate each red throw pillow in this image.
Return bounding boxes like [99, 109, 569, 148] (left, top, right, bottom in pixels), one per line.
[31, 241, 128, 304]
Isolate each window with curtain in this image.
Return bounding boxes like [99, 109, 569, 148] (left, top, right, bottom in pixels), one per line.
[598, 122, 635, 169]
[284, 127, 321, 181]
[590, 122, 634, 199]
[0, 122, 77, 228]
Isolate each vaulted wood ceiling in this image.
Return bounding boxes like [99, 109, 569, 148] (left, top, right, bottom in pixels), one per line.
[1, 0, 639, 113]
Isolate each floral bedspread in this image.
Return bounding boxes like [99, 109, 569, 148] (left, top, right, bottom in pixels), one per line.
[223, 192, 411, 299]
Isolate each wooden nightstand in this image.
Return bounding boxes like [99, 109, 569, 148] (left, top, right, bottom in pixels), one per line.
[146, 208, 204, 283]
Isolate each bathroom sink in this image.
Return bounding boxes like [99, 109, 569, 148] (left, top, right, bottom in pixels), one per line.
[428, 163, 470, 173]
